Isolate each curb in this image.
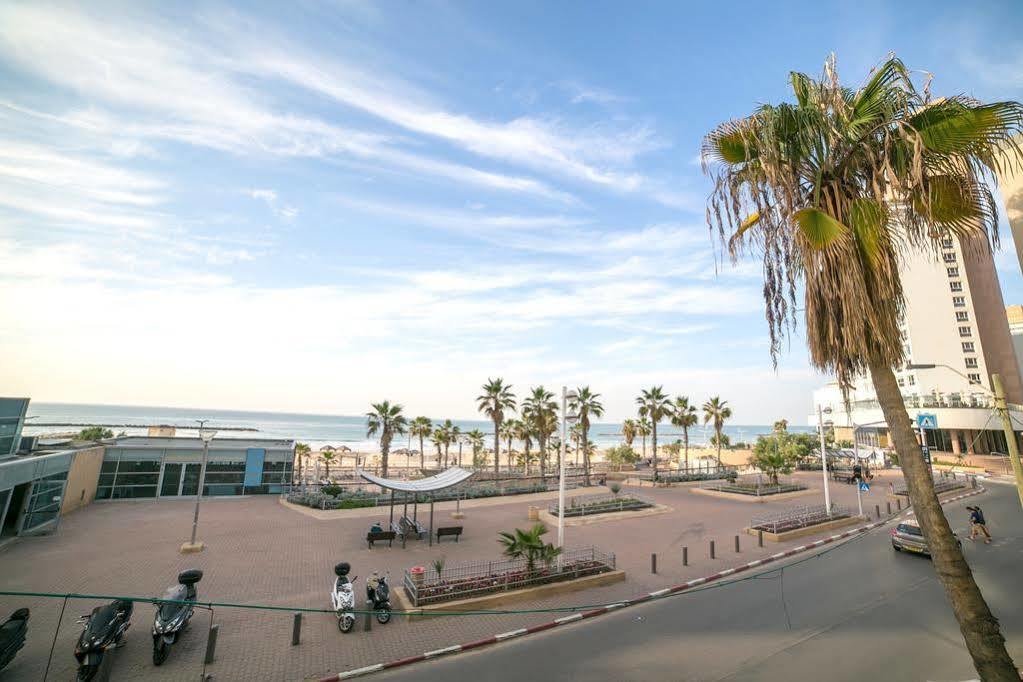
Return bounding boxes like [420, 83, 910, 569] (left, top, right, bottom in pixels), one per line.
[321, 485, 986, 681]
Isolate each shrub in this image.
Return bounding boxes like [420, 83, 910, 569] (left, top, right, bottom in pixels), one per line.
[321, 485, 344, 497]
[605, 445, 640, 467]
[608, 482, 622, 496]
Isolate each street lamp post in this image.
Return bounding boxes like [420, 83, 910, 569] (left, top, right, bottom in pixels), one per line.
[181, 420, 216, 554]
[817, 405, 832, 516]
[557, 388, 579, 560]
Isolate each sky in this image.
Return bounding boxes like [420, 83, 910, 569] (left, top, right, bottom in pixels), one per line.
[2, 0, 1023, 424]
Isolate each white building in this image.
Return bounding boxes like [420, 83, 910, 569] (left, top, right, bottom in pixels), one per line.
[810, 232, 1023, 457]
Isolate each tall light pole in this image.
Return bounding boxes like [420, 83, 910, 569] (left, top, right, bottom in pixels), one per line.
[181, 419, 216, 554]
[557, 387, 579, 558]
[817, 405, 832, 516]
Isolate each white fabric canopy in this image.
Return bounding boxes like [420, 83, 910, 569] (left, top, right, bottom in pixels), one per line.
[356, 466, 474, 493]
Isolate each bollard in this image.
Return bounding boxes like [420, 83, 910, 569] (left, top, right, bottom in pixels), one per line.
[710, 540, 716, 559]
[896, 498, 902, 511]
[886, 501, 892, 515]
[682, 546, 688, 566]
[875, 504, 881, 519]
[734, 535, 740, 553]
[364, 608, 372, 632]
[651, 553, 657, 574]
[291, 612, 302, 646]
[971, 475, 977, 489]
[758, 530, 763, 547]
[204, 624, 219, 665]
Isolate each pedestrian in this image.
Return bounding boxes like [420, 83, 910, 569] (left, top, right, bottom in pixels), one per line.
[966, 506, 991, 544]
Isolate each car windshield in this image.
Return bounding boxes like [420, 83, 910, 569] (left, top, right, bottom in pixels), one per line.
[897, 524, 923, 537]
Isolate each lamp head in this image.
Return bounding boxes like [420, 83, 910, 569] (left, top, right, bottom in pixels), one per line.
[199, 428, 217, 444]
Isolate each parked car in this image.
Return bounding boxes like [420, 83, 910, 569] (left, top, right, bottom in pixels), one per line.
[891, 516, 961, 556]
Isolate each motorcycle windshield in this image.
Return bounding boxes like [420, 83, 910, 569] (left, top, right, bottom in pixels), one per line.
[83, 604, 119, 642]
[158, 585, 189, 620]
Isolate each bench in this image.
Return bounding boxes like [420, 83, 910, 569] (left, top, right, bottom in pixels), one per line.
[366, 531, 396, 549]
[436, 526, 463, 543]
[391, 517, 427, 547]
[831, 471, 856, 484]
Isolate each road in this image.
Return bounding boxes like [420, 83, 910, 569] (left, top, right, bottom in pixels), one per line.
[376, 482, 1023, 682]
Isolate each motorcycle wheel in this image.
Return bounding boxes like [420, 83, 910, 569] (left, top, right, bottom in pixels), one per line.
[376, 609, 391, 625]
[152, 638, 170, 666]
[338, 617, 354, 633]
[77, 664, 99, 682]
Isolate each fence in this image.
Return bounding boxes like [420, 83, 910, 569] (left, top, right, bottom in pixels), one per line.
[402, 547, 616, 607]
[548, 492, 653, 517]
[893, 477, 966, 497]
[654, 466, 735, 483]
[699, 475, 807, 497]
[750, 504, 852, 534]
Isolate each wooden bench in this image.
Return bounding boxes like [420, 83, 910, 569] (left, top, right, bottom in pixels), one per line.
[831, 471, 856, 484]
[367, 531, 396, 549]
[436, 526, 463, 543]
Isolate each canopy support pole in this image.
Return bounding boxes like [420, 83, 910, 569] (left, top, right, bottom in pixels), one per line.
[429, 494, 435, 547]
[389, 490, 395, 526]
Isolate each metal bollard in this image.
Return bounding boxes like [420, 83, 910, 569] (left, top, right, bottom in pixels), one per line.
[651, 553, 657, 574]
[682, 546, 688, 566]
[710, 540, 716, 559]
[896, 498, 902, 511]
[875, 504, 881, 519]
[886, 501, 892, 515]
[291, 612, 302, 646]
[364, 607, 372, 632]
[734, 535, 740, 553]
[758, 530, 763, 547]
[204, 624, 219, 665]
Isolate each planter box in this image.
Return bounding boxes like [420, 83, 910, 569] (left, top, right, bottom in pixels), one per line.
[690, 487, 815, 503]
[744, 514, 862, 542]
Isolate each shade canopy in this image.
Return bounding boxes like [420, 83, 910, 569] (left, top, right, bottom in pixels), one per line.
[356, 466, 474, 493]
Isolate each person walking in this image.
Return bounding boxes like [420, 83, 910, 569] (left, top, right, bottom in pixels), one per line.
[967, 506, 992, 544]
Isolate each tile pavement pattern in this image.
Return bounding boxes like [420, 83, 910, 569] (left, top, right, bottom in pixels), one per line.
[0, 471, 981, 681]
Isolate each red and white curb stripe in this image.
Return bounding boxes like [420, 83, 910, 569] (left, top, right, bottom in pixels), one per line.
[321, 486, 985, 680]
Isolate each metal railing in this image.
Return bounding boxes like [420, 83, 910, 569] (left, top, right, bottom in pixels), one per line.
[751, 504, 852, 534]
[402, 547, 615, 607]
[548, 492, 653, 516]
[700, 475, 807, 496]
[893, 478, 966, 496]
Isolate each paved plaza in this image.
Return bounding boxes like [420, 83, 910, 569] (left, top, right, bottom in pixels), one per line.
[0, 470, 937, 681]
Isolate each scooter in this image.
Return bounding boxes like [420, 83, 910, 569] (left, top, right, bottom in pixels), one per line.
[152, 569, 203, 665]
[0, 608, 29, 672]
[74, 599, 133, 681]
[366, 572, 392, 624]
[332, 562, 357, 633]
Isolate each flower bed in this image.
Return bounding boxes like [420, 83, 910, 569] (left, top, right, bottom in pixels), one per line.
[286, 481, 556, 510]
[700, 476, 807, 497]
[549, 492, 653, 517]
[403, 547, 615, 607]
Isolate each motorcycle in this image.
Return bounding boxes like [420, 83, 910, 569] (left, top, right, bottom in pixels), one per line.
[366, 572, 391, 624]
[331, 562, 357, 633]
[0, 608, 29, 672]
[74, 599, 133, 682]
[152, 568, 203, 665]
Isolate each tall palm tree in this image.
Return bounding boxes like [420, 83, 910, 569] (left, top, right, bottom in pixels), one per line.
[452, 425, 463, 467]
[636, 419, 652, 459]
[365, 401, 408, 478]
[773, 419, 789, 433]
[636, 386, 671, 479]
[702, 397, 732, 467]
[477, 378, 516, 478]
[466, 428, 486, 468]
[670, 397, 698, 471]
[430, 425, 445, 467]
[499, 419, 519, 466]
[320, 450, 335, 482]
[512, 419, 533, 473]
[569, 386, 604, 486]
[294, 442, 310, 485]
[522, 386, 558, 484]
[621, 419, 638, 448]
[410, 416, 432, 471]
[704, 55, 1022, 677]
[438, 419, 457, 467]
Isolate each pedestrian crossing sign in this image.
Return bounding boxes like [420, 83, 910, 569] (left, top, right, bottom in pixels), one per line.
[859, 482, 870, 492]
[916, 413, 938, 429]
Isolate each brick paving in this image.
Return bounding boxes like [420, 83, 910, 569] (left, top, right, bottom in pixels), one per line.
[0, 470, 948, 681]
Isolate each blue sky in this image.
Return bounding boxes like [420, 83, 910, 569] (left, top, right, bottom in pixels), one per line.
[2, 0, 1022, 423]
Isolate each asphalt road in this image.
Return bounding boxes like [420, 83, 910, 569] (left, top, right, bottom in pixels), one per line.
[376, 482, 1023, 682]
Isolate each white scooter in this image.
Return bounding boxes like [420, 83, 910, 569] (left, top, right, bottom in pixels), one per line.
[331, 563, 357, 633]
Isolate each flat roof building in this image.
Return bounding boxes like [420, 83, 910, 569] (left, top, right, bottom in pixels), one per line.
[99, 436, 295, 500]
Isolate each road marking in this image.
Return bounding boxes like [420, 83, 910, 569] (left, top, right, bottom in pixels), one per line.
[649, 588, 671, 597]
[495, 628, 527, 640]
[554, 614, 583, 624]
[424, 645, 461, 658]
[747, 560, 763, 567]
[687, 577, 707, 586]
[337, 663, 385, 679]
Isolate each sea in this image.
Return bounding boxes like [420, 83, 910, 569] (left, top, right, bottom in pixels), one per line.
[23, 402, 813, 451]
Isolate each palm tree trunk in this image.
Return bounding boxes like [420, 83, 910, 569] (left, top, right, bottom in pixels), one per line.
[493, 419, 501, 478]
[642, 435, 647, 459]
[869, 360, 1017, 679]
[539, 435, 546, 485]
[583, 423, 591, 486]
[683, 430, 689, 471]
[381, 435, 390, 478]
[457, 442, 463, 467]
[652, 423, 658, 480]
[716, 427, 723, 467]
[444, 444, 449, 468]
[419, 436, 425, 470]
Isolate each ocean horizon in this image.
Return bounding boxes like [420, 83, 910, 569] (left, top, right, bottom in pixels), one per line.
[23, 401, 813, 451]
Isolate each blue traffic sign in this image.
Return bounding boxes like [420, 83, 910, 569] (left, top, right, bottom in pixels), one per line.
[917, 413, 938, 429]
[859, 482, 870, 492]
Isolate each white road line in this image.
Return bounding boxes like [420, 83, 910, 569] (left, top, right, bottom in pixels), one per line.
[424, 645, 461, 658]
[554, 614, 583, 624]
[495, 628, 528, 640]
[649, 588, 671, 597]
[339, 663, 385, 679]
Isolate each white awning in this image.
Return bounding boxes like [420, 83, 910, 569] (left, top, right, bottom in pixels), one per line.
[356, 466, 475, 493]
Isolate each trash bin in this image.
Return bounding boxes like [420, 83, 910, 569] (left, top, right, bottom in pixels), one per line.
[528, 506, 539, 521]
[410, 566, 425, 587]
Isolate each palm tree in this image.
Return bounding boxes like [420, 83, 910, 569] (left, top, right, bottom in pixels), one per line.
[466, 429, 486, 468]
[410, 416, 432, 471]
[569, 386, 604, 486]
[636, 386, 671, 479]
[522, 386, 558, 484]
[294, 442, 311, 484]
[512, 420, 533, 473]
[452, 425, 464, 467]
[430, 426, 445, 467]
[704, 55, 1023, 677]
[670, 397, 698, 472]
[477, 378, 516, 478]
[320, 450, 336, 482]
[636, 419, 652, 459]
[499, 419, 519, 466]
[569, 422, 582, 466]
[702, 397, 732, 467]
[365, 401, 408, 478]
[621, 419, 638, 448]
[497, 523, 562, 574]
[439, 419, 457, 467]
[773, 419, 789, 433]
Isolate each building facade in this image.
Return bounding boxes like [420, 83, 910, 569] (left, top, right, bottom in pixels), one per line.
[98, 437, 295, 500]
[811, 233, 1023, 456]
[0, 398, 29, 458]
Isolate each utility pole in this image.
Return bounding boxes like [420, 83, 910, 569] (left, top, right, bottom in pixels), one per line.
[557, 386, 568, 554]
[817, 405, 832, 516]
[991, 373, 1023, 510]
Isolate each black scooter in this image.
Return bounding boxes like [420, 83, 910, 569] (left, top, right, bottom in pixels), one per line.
[152, 569, 203, 665]
[74, 599, 133, 681]
[0, 608, 29, 672]
[366, 572, 391, 624]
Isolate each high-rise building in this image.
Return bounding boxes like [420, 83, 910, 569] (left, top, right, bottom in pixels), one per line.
[1007, 305, 1023, 382]
[811, 234, 1023, 457]
[996, 136, 1023, 275]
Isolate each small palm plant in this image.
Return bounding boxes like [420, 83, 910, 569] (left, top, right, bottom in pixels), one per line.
[320, 451, 336, 481]
[497, 523, 562, 574]
[431, 557, 446, 580]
